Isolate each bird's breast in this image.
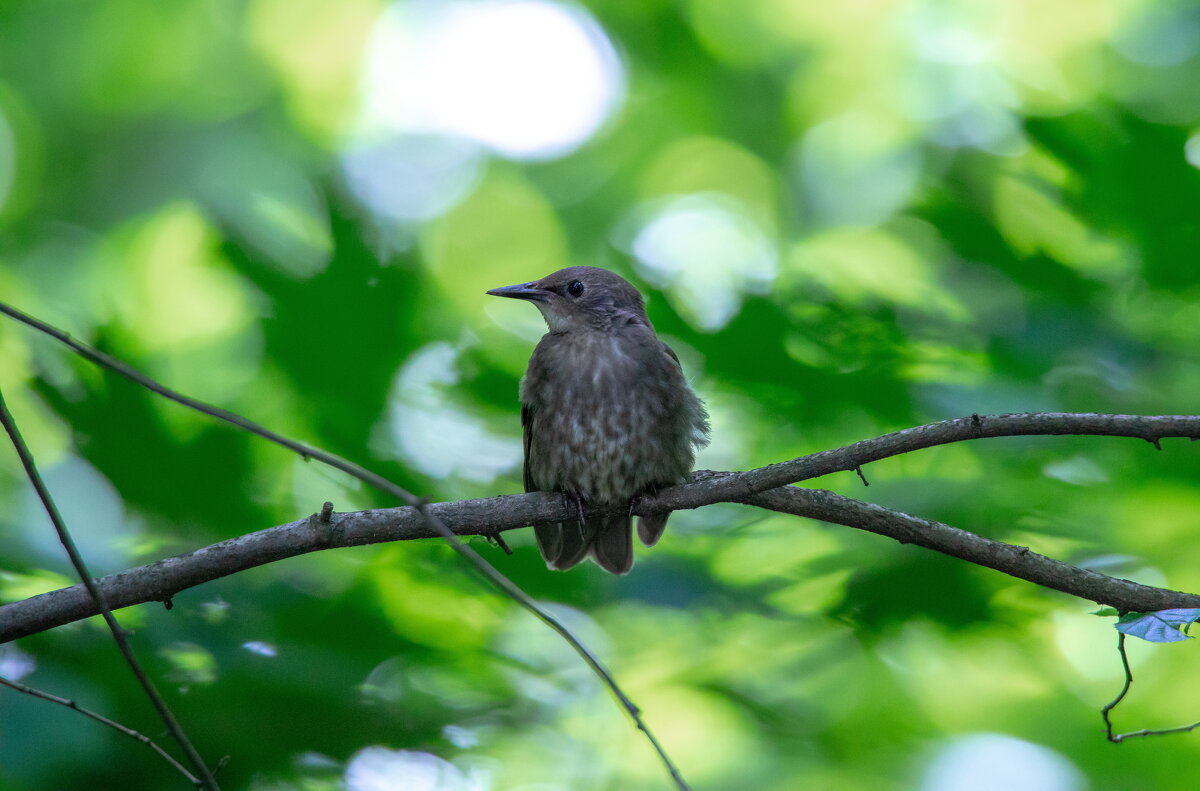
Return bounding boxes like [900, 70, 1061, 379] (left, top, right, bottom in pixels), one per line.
[523, 332, 693, 503]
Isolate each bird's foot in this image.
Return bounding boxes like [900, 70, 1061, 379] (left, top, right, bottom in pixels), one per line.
[562, 491, 588, 528]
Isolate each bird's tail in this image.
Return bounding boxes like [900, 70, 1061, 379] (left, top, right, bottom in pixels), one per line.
[535, 514, 635, 575]
[588, 514, 633, 574]
[636, 513, 669, 547]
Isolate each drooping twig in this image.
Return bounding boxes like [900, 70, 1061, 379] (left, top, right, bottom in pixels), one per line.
[1101, 632, 1200, 743]
[1101, 632, 1133, 742]
[854, 466, 869, 486]
[0, 301, 689, 790]
[0, 388, 219, 790]
[0, 676, 200, 784]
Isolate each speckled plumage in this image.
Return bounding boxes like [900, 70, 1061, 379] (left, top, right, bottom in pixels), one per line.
[488, 266, 709, 574]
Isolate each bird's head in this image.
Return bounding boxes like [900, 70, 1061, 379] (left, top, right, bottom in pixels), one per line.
[487, 266, 647, 332]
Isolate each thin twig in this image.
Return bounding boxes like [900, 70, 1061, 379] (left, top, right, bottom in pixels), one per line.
[0, 301, 689, 790]
[491, 533, 514, 555]
[1101, 633, 1132, 742]
[0, 676, 200, 784]
[1102, 631, 1200, 742]
[0, 388, 218, 789]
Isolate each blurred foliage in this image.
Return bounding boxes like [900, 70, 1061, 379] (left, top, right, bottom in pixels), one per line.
[2, 0, 1200, 789]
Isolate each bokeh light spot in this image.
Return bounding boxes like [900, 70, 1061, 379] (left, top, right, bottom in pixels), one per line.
[920, 733, 1086, 791]
[342, 133, 485, 222]
[194, 136, 332, 278]
[787, 226, 965, 319]
[345, 747, 488, 791]
[1186, 133, 1200, 169]
[375, 342, 521, 486]
[159, 642, 218, 687]
[360, 0, 624, 160]
[628, 194, 777, 332]
[18, 455, 132, 574]
[0, 646, 36, 683]
[796, 111, 921, 227]
[242, 641, 278, 657]
[1113, 5, 1200, 67]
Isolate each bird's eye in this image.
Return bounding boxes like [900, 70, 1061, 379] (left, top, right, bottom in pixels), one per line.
[566, 280, 585, 298]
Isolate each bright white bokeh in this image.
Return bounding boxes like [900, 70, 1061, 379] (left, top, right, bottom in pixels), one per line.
[18, 454, 134, 574]
[442, 725, 480, 749]
[345, 746, 489, 791]
[375, 342, 521, 484]
[241, 641, 278, 657]
[0, 646, 36, 682]
[359, 0, 624, 160]
[1186, 133, 1200, 170]
[342, 133, 485, 222]
[900, 9, 1025, 156]
[920, 733, 1087, 791]
[629, 194, 778, 332]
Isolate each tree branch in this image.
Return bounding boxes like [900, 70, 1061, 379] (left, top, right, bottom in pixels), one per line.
[638, 413, 1200, 513]
[743, 486, 1200, 611]
[0, 676, 201, 785]
[5, 479, 1198, 643]
[0, 387, 219, 789]
[1101, 632, 1200, 742]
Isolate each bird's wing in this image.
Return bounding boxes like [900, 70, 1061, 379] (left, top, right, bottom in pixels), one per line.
[524, 400, 572, 564]
[520, 403, 535, 493]
[619, 312, 683, 372]
[662, 340, 682, 368]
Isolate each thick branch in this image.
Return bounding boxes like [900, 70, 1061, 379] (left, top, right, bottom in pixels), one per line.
[0, 494, 565, 642]
[5, 480, 1198, 642]
[5, 411, 1199, 641]
[744, 487, 1200, 612]
[639, 413, 1200, 513]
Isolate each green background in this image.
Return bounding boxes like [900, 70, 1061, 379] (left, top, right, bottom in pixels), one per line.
[2, 0, 1200, 788]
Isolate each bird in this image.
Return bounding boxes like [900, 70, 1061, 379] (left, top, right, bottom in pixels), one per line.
[487, 266, 709, 574]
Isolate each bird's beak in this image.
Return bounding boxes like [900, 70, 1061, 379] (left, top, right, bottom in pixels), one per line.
[486, 282, 549, 302]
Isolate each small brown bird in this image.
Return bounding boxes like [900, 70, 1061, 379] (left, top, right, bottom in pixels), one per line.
[488, 266, 709, 574]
